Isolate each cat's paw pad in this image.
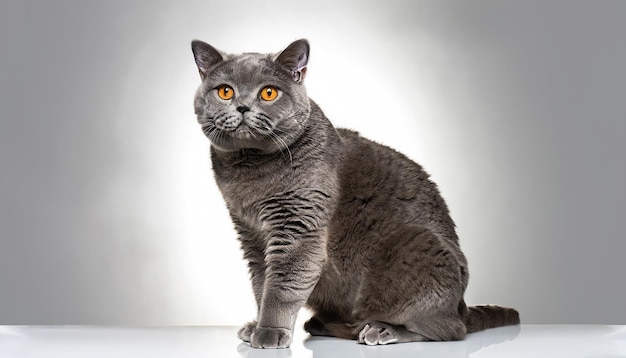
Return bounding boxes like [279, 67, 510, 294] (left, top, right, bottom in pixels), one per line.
[250, 327, 292, 349]
[358, 322, 399, 346]
[237, 321, 257, 343]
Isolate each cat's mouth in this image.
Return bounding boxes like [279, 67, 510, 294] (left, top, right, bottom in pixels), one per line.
[224, 120, 267, 138]
[234, 126, 257, 140]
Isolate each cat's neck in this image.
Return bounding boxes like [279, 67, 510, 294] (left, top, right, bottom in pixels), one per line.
[211, 147, 285, 168]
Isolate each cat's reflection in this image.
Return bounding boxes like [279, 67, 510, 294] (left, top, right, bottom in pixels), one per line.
[306, 325, 521, 358]
[237, 343, 293, 358]
[237, 325, 521, 358]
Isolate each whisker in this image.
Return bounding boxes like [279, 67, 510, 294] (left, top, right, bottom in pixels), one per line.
[264, 133, 286, 159]
[268, 131, 293, 165]
[249, 117, 291, 163]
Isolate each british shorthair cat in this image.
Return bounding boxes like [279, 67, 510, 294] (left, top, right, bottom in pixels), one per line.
[191, 39, 519, 349]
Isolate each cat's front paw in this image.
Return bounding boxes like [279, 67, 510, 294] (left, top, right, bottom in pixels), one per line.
[237, 321, 257, 342]
[250, 327, 292, 349]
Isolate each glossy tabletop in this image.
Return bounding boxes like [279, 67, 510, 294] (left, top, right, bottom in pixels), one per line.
[1, 325, 624, 358]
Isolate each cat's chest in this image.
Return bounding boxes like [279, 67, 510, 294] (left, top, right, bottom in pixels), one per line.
[212, 150, 339, 237]
[218, 178, 276, 228]
[217, 170, 336, 238]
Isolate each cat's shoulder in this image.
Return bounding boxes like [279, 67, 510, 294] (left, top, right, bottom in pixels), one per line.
[336, 127, 359, 138]
[336, 127, 371, 147]
[336, 127, 393, 155]
[335, 127, 428, 175]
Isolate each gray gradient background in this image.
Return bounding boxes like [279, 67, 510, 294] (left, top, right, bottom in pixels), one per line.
[1, 0, 625, 325]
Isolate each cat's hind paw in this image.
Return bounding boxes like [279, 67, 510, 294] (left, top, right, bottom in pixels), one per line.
[358, 322, 399, 345]
[358, 321, 428, 345]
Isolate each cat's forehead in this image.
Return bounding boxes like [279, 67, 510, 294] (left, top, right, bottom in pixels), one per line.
[221, 52, 260, 67]
[211, 53, 286, 85]
[229, 52, 268, 66]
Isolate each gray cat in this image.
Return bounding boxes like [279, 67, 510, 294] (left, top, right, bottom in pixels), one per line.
[191, 39, 519, 349]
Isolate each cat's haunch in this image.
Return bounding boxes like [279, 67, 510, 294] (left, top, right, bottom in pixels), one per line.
[191, 39, 519, 349]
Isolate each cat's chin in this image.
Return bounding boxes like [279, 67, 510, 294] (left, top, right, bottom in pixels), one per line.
[209, 136, 276, 154]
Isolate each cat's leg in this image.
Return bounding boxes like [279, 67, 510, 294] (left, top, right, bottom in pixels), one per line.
[247, 190, 331, 348]
[353, 226, 467, 344]
[250, 238, 326, 348]
[235, 227, 266, 343]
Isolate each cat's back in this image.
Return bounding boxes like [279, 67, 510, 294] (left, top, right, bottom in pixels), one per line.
[332, 128, 458, 243]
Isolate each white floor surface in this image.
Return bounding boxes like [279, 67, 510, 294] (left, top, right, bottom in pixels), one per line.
[1, 325, 624, 358]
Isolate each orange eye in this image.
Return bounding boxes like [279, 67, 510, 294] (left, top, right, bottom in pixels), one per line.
[217, 85, 234, 100]
[260, 86, 279, 101]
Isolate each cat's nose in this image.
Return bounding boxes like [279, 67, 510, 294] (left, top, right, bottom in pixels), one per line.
[236, 106, 250, 114]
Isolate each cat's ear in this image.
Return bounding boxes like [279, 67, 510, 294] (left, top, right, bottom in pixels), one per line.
[191, 40, 224, 80]
[274, 39, 309, 83]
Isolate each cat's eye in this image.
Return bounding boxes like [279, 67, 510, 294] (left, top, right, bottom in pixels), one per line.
[217, 85, 234, 100]
[260, 86, 279, 101]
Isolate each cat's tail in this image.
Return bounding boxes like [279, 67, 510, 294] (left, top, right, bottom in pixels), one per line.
[464, 305, 520, 333]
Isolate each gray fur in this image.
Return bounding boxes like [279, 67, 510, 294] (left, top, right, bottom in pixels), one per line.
[191, 39, 519, 349]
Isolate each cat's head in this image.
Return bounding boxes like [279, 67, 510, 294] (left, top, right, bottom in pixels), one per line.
[191, 39, 311, 153]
